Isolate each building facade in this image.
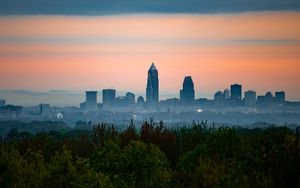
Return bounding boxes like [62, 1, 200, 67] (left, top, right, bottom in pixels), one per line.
[230, 84, 242, 101]
[180, 76, 195, 105]
[214, 91, 224, 107]
[102, 89, 116, 106]
[244, 90, 256, 107]
[146, 63, 159, 105]
[126, 92, 135, 104]
[275, 91, 285, 104]
[85, 91, 97, 111]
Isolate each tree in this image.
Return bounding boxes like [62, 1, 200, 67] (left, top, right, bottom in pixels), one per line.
[119, 119, 138, 148]
[121, 141, 171, 188]
[90, 141, 171, 187]
[0, 146, 47, 188]
[46, 146, 112, 188]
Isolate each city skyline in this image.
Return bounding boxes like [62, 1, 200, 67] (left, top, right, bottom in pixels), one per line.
[1, 3, 300, 106]
[76, 65, 288, 112]
[1, 2, 300, 187]
[1, 13, 299, 101]
[0, 62, 295, 107]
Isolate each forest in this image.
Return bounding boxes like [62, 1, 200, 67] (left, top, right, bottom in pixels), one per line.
[0, 120, 299, 188]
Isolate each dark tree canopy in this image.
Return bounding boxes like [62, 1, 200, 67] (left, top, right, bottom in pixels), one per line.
[0, 121, 299, 188]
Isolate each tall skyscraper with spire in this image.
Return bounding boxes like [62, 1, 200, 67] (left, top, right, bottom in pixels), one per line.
[146, 63, 159, 104]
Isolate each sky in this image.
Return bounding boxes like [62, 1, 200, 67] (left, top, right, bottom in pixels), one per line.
[0, 1, 300, 106]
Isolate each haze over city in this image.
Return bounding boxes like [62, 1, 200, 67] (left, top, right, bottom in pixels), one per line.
[1, 10, 300, 105]
[1, 0, 300, 125]
[1, 1, 300, 188]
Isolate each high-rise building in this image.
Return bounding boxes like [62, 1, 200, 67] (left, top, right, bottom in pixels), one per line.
[275, 91, 285, 104]
[230, 84, 242, 101]
[257, 92, 274, 107]
[114, 92, 135, 107]
[264, 91, 274, 106]
[115, 96, 128, 107]
[214, 91, 224, 106]
[126, 92, 135, 104]
[180, 76, 195, 105]
[244, 90, 256, 107]
[146, 63, 159, 104]
[137, 96, 145, 104]
[85, 91, 97, 111]
[102, 89, 116, 106]
[257, 95, 265, 106]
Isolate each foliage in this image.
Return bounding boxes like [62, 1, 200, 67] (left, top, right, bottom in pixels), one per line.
[91, 141, 171, 187]
[46, 146, 112, 188]
[0, 121, 299, 187]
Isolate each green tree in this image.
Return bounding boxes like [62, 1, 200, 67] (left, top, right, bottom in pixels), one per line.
[46, 146, 112, 188]
[175, 127, 247, 188]
[0, 146, 47, 188]
[90, 141, 171, 187]
[121, 141, 171, 188]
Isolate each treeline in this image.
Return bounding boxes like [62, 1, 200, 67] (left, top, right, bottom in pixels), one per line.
[0, 120, 299, 188]
[0, 120, 69, 136]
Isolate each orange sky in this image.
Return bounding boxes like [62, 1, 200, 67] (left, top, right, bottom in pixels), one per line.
[0, 12, 300, 102]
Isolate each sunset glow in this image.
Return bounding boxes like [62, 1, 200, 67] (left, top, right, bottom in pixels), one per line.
[1, 12, 300, 104]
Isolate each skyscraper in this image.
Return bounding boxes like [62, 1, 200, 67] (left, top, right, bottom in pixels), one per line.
[137, 96, 145, 104]
[146, 63, 159, 104]
[275, 91, 285, 104]
[180, 76, 195, 105]
[230, 84, 242, 101]
[264, 91, 274, 106]
[126, 92, 135, 104]
[244, 90, 256, 107]
[102, 89, 116, 106]
[85, 91, 97, 111]
[214, 91, 224, 106]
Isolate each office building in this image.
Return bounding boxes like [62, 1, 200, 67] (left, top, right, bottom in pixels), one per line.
[114, 92, 135, 107]
[180, 76, 195, 105]
[85, 91, 97, 111]
[214, 91, 224, 106]
[103, 89, 116, 106]
[115, 96, 128, 107]
[137, 96, 145, 104]
[244, 90, 256, 107]
[126, 92, 135, 104]
[102, 89, 116, 106]
[230, 84, 242, 101]
[275, 91, 285, 104]
[146, 63, 159, 104]
[265, 91, 274, 106]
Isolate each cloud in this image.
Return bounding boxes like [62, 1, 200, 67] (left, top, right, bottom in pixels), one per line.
[0, 0, 299, 15]
[0, 90, 84, 106]
[0, 89, 83, 97]
[1, 36, 299, 46]
[0, 89, 49, 96]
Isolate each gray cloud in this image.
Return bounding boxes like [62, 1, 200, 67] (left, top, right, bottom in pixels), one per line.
[0, 0, 300, 15]
[0, 89, 83, 97]
[1, 36, 299, 46]
[0, 90, 85, 106]
[0, 89, 49, 96]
